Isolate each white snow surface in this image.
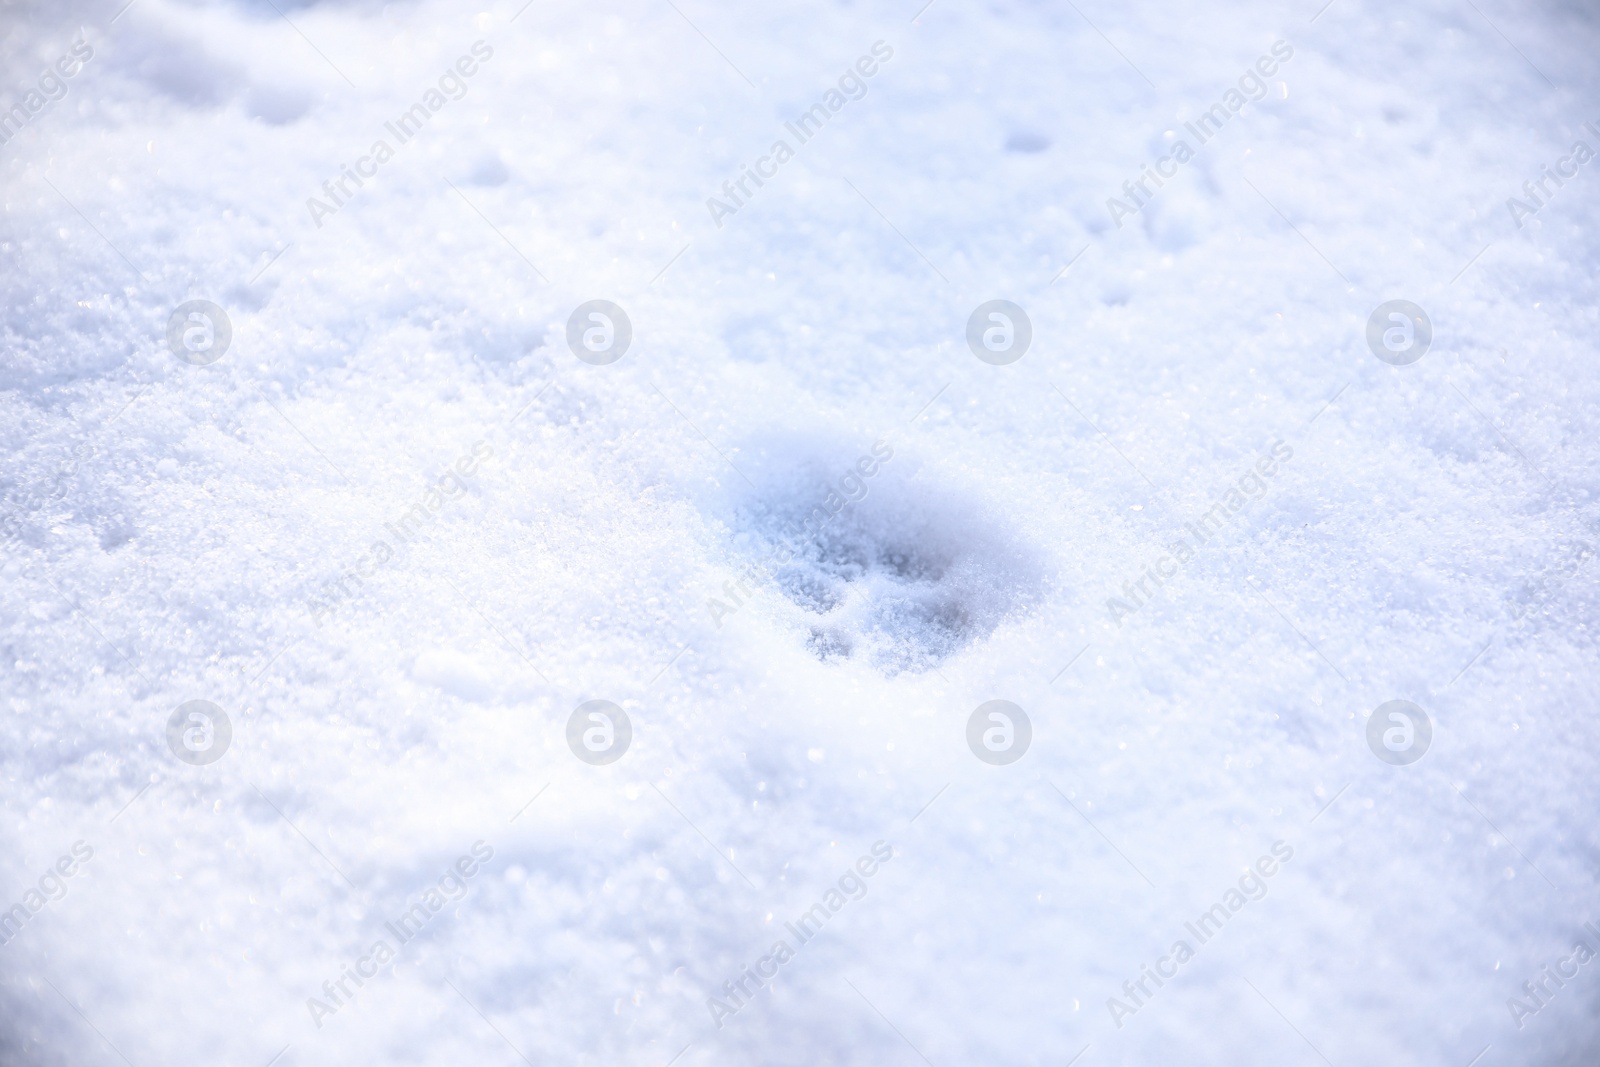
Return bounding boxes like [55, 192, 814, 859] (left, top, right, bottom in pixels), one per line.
[3, 0, 1600, 1064]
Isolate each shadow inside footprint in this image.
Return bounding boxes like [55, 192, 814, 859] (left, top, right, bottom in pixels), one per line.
[726, 440, 1043, 674]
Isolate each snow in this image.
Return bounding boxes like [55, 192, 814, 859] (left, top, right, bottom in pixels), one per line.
[3, 0, 1600, 1064]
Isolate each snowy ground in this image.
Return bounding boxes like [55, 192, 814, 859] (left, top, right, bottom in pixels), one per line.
[3, 0, 1600, 1063]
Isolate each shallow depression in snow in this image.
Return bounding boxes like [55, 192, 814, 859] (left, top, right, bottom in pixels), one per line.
[724, 437, 1044, 674]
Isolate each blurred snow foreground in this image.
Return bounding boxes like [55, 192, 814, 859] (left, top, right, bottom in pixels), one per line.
[3, 0, 1600, 1064]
